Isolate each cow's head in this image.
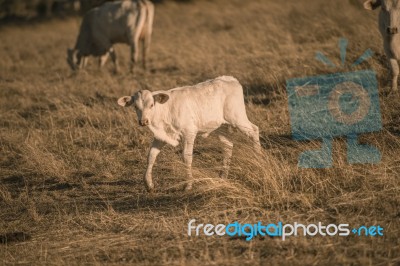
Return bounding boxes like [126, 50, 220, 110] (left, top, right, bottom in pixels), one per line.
[364, 0, 400, 35]
[118, 90, 169, 127]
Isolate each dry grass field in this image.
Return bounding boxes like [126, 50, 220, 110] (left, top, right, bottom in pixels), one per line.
[0, 0, 399, 264]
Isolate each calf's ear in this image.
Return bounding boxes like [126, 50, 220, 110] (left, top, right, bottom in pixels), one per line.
[153, 93, 169, 104]
[118, 96, 133, 107]
[364, 0, 381, 10]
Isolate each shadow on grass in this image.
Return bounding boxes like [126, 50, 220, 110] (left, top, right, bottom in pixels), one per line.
[242, 80, 286, 107]
[385, 123, 400, 136]
[110, 191, 206, 213]
[260, 132, 297, 149]
[0, 15, 76, 29]
[2, 175, 25, 186]
[150, 65, 180, 74]
[0, 232, 31, 244]
[5, 174, 213, 215]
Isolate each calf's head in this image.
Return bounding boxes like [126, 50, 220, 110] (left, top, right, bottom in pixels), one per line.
[118, 90, 169, 127]
[364, 0, 400, 35]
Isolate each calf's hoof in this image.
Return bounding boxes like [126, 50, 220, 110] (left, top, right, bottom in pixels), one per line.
[184, 184, 193, 191]
[219, 171, 229, 178]
[145, 182, 154, 192]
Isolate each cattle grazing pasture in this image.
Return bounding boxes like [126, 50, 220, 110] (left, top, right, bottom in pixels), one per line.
[0, 0, 399, 265]
[67, 0, 154, 72]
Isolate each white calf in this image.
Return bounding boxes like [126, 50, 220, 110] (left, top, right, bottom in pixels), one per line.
[118, 76, 261, 191]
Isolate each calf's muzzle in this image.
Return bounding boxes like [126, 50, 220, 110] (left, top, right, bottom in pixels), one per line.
[140, 119, 149, 126]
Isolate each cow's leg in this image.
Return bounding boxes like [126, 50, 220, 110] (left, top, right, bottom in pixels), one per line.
[82, 57, 88, 68]
[99, 52, 109, 68]
[82, 56, 89, 68]
[144, 139, 165, 192]
[183, 133, 196, 191]
[218, 134, 233, 178]
[78, 56, 88, 69]
[143, 0, 154, 70]
[141, 39, 147, 70]
[109, 47, 118, 73]
[130, 40, 140, 73]
[389, 58, 399, 91]
[141, 36, 151, 70]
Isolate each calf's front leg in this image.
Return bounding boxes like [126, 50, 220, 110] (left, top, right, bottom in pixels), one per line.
[144, 139, 165, 192]
[218, 134, 233, 178]
[183, 133, 196, 191]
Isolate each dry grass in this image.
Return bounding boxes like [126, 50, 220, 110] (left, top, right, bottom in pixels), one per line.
[0, 0, 399, 265]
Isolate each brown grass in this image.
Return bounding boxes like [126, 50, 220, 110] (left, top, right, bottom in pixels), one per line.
[0, 0, 399, 265]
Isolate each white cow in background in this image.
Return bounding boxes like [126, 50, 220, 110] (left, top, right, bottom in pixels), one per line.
[118, 76, 261, 191]
[67, 0, 154, 73]
[364, 0, 400, 91]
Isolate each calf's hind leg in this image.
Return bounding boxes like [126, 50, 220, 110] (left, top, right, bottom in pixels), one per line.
[224, 100, 261, 152]
[218, 134, 233, 178]
[235, 120, 261, 153]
